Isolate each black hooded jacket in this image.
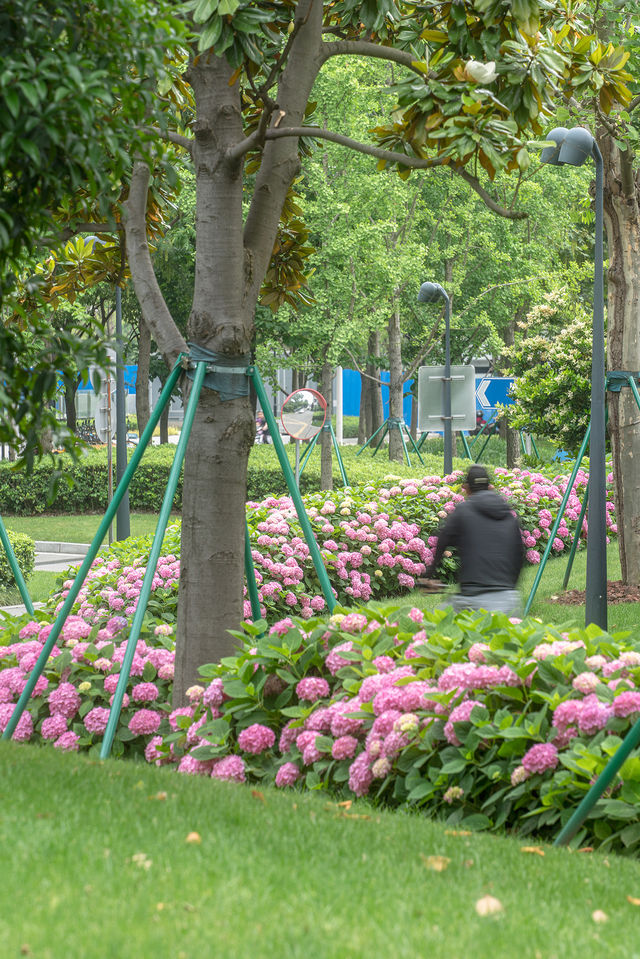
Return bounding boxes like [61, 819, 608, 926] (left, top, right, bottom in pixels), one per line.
[425, 489, 525, 595]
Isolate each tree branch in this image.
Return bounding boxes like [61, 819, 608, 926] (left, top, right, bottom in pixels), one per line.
[142, 126, 194, 155]
[455, 168, 528, 219]
[264, 125, 445, 169]
[123, 161, 187, 368]
[344, 346, 386, 386]
[319, 39, 427, 76]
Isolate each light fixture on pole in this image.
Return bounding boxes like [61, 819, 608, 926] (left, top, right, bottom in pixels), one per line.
[418, 281, 452, 475]
[541, 126, 606, 629]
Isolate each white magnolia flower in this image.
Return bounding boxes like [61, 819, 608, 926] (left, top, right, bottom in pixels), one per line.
[466, 60, 497, 84]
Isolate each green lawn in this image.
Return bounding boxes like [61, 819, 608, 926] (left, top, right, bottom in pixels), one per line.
[4, 512, 178, 545]
[2, 742, 640, 959]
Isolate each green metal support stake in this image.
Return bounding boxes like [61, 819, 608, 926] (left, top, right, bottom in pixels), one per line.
[3, 360, 184, 741]
[250, 366, 336, 613]
[523, 422, 591, 617]
[562, 479, 589, 591]
[0, 514, 34, 614]
[403, 423, 425, 467]
[100, 360, 206, 760]
[531, 434, 540, 459]
[244, 519, 263, 623]
[520, 431, 527, 456]
[299, 430, 320, 474]
[329, 422, 350, 487]
[474, 430, 493, 464]
[356, 419, 387, 457]
[397, 421, 412, 468]
[460, 433, 472, 459]
[371, 420, 390, 458]
[554, 715, 640, 847]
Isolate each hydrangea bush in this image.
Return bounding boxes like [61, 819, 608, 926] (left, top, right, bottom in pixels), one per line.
[152, 605, 640, 854]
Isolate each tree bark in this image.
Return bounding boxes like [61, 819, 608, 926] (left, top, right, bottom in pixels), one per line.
[159, 401, 170, 444]
[136, 317, 152, 436]
[387, 307, 404, 462]
[602, 135, 640, 584]
[320, 361, 333, 491]
[63, 376, 78, 433]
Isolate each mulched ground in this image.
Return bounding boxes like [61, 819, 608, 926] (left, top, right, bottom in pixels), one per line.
[550, 580, 640, 605]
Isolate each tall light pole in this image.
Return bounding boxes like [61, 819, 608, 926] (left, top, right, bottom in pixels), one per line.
[418, 281, 453, 475]
[541, 126, 606, 629]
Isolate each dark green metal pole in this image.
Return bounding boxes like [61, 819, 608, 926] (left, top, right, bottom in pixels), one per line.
[3, 360, 184, 741]
[523, 423, 591, 617]
[244, 519, 263, 623]
[114, 284, 131, 540]
[0, 515, 34, 614]
[99, 360, 206, 760]
[328, 422, 349, 487]
[396, 421, 412, 467]
[250, 366, 336, 613]
[371, 420, 390, 458]
[585, 144, 607, 630]
[460, 433, 472, 459]
[562, 479, 589, 591]
[442, 294, 453, 475]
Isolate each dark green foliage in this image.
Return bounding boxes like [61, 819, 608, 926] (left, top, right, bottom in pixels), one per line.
[0, 530, 35, 587]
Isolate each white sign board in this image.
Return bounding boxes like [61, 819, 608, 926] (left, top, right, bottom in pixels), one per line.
[417, 365, 476, 433]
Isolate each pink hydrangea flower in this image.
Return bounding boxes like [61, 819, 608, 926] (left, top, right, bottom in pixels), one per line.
[275, 762, 300, 787]
[178, 755, 213, 776]
[131, 682, 160, 703]
[612, 691, 640, 718]
[237, 723, 276, 755]
[84, 707, 111, 735]
[522, 743, 559, 775]
[444, 700, 480, 746]
[332, 735, 358, 760]
[211, 754, 246, 783]
[48, 682, 81, 719]
[41, 714, 68, 740]
[53, 731, 80, 752]
[128, 709, 162, 736]
[296, 676, 330, 702]
[348, 751, 373, 797]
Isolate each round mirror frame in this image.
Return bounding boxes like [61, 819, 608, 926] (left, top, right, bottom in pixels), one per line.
[280, 388, 328, 440]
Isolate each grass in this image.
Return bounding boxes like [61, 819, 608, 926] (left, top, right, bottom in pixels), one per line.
[409, 540, 639, 633]
[3, 742, 640, 959]
[3, 512, 179, 545]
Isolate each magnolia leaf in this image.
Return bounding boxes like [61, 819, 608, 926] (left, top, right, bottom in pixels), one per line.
[420, 854, 451, 872]
[520, 845, 545, 856]
[475, 895, 504, 916]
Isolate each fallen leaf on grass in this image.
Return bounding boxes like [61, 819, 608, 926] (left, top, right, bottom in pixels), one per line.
[420, 854, 451, 872]
[627, 896, 640, 906]
[185, 832, 201, 844]
[592, 910, 608, 923]
[20, 946, 31, 956]
[251, 790, 265, 803]
[475, 895, 504, 916]
[149, 791, 168, 801]
[337, 812, 371, 821]
[578, 847, 594, 854]
[520, 846, 545, 857]
[445, 829, 472, 837]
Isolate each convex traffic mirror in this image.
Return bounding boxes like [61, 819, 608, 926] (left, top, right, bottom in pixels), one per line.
[280, 389, 327, 440]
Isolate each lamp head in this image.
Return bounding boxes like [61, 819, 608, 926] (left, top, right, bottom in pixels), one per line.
[418, 281, 448, 304]
[558, 127, 595, 166]
[540, 127, 569, 165]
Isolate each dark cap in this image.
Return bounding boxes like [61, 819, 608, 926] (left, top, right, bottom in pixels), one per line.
[465, 465, 490, 492]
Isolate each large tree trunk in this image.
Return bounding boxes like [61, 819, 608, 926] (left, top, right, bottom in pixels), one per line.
[125, 2, 324, 703]
[63, 375, 78, 433]
[320, 361, 333, 491]
[136, 317, 151, 436]
[602, 136, 640, 585]
[387, 307, 404, 462]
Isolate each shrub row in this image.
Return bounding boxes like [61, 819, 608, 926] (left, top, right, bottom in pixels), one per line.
[0, 531, 35, 589]
[0, 443, 457, 514]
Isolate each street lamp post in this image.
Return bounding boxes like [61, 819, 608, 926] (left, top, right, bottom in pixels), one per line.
[541, 126, 606, 629]
[418, 281, 453, 475]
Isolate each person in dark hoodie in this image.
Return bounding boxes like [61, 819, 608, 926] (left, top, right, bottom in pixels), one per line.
[422, 464, 524, 615]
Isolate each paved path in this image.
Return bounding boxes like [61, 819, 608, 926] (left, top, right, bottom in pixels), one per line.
[1, 541, 90, 618]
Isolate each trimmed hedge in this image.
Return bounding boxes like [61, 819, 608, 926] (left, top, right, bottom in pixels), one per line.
[0, 530, 35, 587]
[0, 444, 454, 514]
